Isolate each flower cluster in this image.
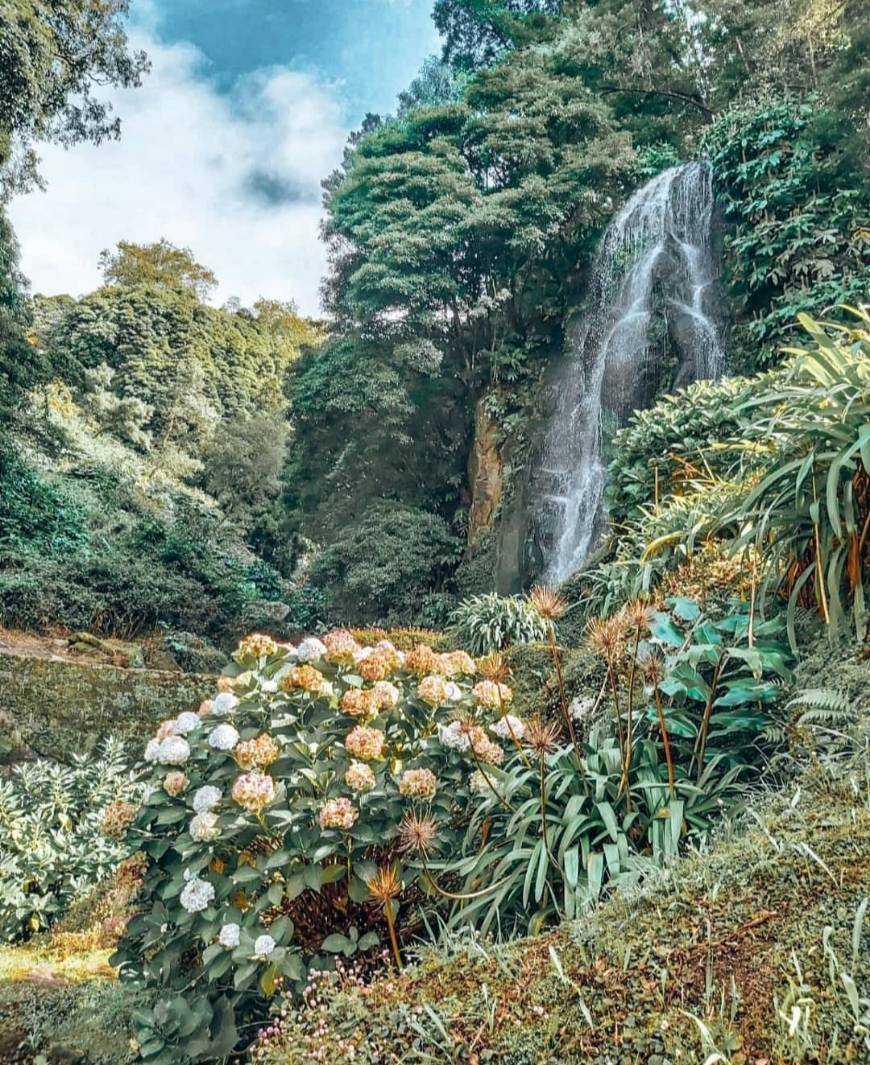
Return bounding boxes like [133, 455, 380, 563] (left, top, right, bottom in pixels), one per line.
[472, 680, 513, 708]
[100, 800, 137, 839]
[282, 665, 332, 696]
[323, 629, 361, 664]
[237, 633, 279, 661]
[126, 628, 520, 1064]
[232, 772, 276, 814]
[235, 733, 281, 769]
[399, 768, 437, 801]
[344, 725, 385, 761]
[344, 761, 376, 793]
[180, 876, 215, 914]
[318, 797, 358, 831]
[209, 723, 240, 752]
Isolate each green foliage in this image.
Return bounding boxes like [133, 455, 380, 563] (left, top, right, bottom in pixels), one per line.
[725, 310, 870, 647]
[0, 738, 139, 941]
[0, 446, 89, 554]
[308, 503, 463, 626]
[444, 597, 791, 933]
[99, 239, 218, 300]
[451, 592, 547, 653]
[113, 634, 491, 1063]
[0, 0, 148, 187]
[703, 95, 868, 370]
[605, 376, 757, 524]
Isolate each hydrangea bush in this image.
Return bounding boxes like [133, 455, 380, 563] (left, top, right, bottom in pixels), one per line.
[114, 630, 521, 1064]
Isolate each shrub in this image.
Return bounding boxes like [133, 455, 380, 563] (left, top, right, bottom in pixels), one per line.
[0, 445, 89, 554]
[444, 597, 792, 934]
[308, 502, 463, 625]
[0, 738, 140, 941]
[451, 592, 547, 654]
[113, 631, 510, 1063]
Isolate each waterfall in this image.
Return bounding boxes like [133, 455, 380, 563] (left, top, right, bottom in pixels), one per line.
[533, 161, 724, 584]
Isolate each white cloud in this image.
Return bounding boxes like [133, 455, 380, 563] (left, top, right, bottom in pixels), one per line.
[7, 33, 349, 315]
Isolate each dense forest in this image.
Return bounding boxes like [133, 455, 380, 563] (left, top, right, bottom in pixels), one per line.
[0, 2, 867, 1064]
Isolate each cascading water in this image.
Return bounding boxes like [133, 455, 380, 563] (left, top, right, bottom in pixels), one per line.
[532, 161, 724, 584]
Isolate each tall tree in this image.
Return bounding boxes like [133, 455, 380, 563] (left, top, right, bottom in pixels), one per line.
[99, 239, 218, 301]
[0, 0, 148, 190]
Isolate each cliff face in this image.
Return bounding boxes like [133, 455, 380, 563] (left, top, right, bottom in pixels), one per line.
[0, 637, 214, 765]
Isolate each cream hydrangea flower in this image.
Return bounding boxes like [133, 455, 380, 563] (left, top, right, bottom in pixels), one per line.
[253, 934, 276, 958]
[158, 736, 191, 765]
[231, 772, 276, 814]
[212, 693, 239, 717]
[344, 761, 376, 793]
[493, 714, 526, 741]
[209, 724, 240, 752]
[163, 771, 187, 797]
[179, 876, 215, 913]
[438, 721, 471, 752]
[296, 637, 327, 663]
[318, 797, 358, 830]
[189, 812, 220, 842]
[399, 768, 437, 801]
[192, 785, 222, 814]
[174, 711, 201, 735]
[144, 738, 161, 763]
[219, 923, 240, 948]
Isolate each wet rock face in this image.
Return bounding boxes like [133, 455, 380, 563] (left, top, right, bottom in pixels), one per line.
[467, 400, 503, 546]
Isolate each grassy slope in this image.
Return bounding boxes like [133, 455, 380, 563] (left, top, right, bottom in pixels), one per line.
[262, 712, 869, 1064]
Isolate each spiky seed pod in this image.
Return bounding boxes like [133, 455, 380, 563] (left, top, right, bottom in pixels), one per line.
[622, 598, 651, 631]
[477, 653, 511, 683]
[637, 647, 664, 685]
[524, 718, 562, 756]
[365, 865, 402, 904]
[397, 811, 439, 857]
[528, 584, 568, 621]
[586, 614, 626, 661]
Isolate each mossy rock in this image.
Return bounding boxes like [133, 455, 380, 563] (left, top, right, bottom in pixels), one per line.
[0, 650, 214, 763]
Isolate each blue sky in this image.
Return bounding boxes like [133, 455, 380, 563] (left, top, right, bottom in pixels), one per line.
[142, 0, 440, 121]
[8, 0, 441, 313]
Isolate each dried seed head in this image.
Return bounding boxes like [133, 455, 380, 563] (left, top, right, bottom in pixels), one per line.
[365, 865, 402, 904]
[622, 598, 651, 632]
[397, 811, 439, 858]
[637, 647, 664, 684]
[477, 653, 511, 683]
[527, 585, 568, 621]
[585, 615, 625, 661]
[524, 718, 561, 756]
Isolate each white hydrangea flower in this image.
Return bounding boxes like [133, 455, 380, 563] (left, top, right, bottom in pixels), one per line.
[445, 682, 463, 702]
[493, 714, 526, 740]
[192, 785, 222, 814]
[212, 693, 239, 717]
[158, 736, 191, 765]
[261, 679, 278, 693]
[253, 934, 276, 958]
[209, 724, 240, 752]
[438, 721, 470, 752]
[144, 738, 161, 763]
[296, 637, 327, 663]
[219, 923, 240, 949]
[353, 646, 373, 662]
[174, 711, 201, 735]
[189, 812, 220, 842]
[180, 876, 215, 913]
